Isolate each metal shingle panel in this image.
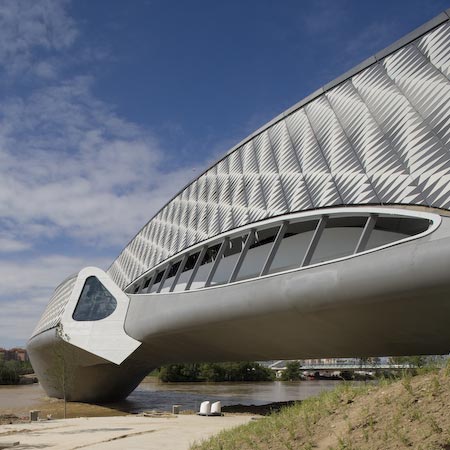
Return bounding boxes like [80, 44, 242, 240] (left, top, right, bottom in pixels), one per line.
[107, 20, 450, 289]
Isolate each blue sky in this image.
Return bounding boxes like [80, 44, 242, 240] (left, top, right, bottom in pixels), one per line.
[0, 0, 448, 348]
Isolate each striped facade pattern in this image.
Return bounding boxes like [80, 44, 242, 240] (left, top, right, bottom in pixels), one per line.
[33, 276, 77, 336]
[108, 21, 450, 290]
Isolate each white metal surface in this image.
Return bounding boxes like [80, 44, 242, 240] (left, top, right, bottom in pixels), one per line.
[32, 276, 76, 336]
[108, 20, 450, 290]
[59, 267, 141, 364]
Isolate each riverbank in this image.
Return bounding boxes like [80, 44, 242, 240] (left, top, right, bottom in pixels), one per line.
[0, 378, 342, 421]
[0, 402, 296, 426]
[192, 365, 450, 449]
[0, 414, 254, 450]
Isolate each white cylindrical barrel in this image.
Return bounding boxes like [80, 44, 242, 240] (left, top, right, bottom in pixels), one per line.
[211, 401, 221, 415]
[199, 401, 211, 415]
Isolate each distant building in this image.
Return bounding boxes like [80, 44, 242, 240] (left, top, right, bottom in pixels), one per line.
[0, 348, 29, 362]
[8, 348, 28, 362]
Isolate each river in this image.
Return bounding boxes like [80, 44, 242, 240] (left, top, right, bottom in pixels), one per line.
[0, 379, 342, 419]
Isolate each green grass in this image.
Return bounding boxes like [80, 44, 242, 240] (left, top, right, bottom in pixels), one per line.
[190, 360, 450, 450]
[190, 382, 371, 450]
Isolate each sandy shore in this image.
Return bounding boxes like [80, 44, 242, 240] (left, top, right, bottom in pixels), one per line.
[0, 414, 254, 449]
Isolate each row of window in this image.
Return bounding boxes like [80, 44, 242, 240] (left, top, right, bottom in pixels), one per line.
[128, 212, 432, 295]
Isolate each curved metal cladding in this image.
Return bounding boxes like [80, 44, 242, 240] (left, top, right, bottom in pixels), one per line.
[107, 16, 450, 290]
[31, 275, 76, 337]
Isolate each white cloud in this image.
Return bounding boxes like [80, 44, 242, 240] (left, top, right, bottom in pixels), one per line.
[0, 296, 46, 347]
[0, 254, 110, 297]
[0, 254, 111, 346]
[0, 0, 77, 76]
[0, 237, 30, 253]
[0, 0, 204, 347]
[33, 60, 58, 79]
[0, 76, 198, 247]
[0, 1, 199, 251]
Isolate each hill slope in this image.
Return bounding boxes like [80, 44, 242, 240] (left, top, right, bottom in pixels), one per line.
[192, 366, 450, 450]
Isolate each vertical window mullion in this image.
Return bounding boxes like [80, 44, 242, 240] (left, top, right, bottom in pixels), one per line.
[185, 246, 208, 291]
[228, 229, 256, 283]
[205, 237, 230, 287]
[301, 215, 328, 267]
[354, 214, 378, 254]
[145, 271, 158, 293]
[260, 221, 289, 277]
[169, 254, 189, 292]
[156, 263, 172, 293]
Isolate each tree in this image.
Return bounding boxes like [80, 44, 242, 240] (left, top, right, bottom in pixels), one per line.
[47, 324, 77, 418]
[158, 361, 274, 382]
[0, 359, 33, 385]
[159, 363, 200, 382]
[0, 361, 20, 384]
[213, 362, 274, 382]
[281, 360, 302, 381]
[198, 363, 226, 382]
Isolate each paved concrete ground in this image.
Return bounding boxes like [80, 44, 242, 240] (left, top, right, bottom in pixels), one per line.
[0, 414, 254, 449]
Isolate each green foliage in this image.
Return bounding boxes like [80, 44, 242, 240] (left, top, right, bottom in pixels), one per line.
[191, 363, 450, 450]
[402, 373, 414, 395]
[198, 362, 226, 382]
[0, 361, 20, 384]
[281, 360, 303, 381]
[159, 361, 275, 382]
[0, 359, 33, 384]
[211, 362, 275, 382]
[190, 382, 371, 450]
[159, 363, 201, 382]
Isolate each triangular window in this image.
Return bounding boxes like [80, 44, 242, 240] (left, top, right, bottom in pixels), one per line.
[72, 276, 117, 321]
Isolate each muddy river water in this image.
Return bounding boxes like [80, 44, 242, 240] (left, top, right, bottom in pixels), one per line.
[0, 379, 342, 419]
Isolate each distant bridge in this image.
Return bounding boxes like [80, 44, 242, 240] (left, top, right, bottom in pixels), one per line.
[267, 361, 417, 372]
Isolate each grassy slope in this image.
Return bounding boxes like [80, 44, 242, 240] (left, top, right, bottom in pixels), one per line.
[191, 365, 450, 450]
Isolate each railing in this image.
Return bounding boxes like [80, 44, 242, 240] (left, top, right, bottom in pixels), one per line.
[270, 363, 418, 371]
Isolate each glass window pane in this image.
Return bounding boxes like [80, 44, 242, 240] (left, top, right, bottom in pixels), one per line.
[310, 216, 366, 264]
[72, 276, 117, 321]
[270, 220, 318, 274]
[167, 260, 181, 279]
[210, 235, 246, 286]
[183, 252, 199, 272]
[365, 216, 430, 250]
[190, 243, 221, 289]
[237, 226, 279, 281]
[143, 276, 152, 289]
